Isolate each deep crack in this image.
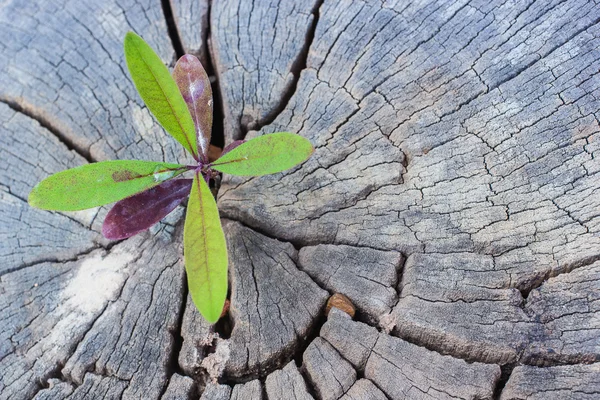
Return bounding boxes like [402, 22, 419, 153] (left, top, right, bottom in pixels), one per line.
[160, 0, 185, 60]
[238, 0, 325, 139]
[493, 363, 516, 400]
[0, 98, 94, 163]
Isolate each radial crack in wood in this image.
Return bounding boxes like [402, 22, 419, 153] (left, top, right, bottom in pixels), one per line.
[178, 294, 218, 379]
[180, 221, 328, 382]
[217, 0, 600, 380]
[230, 379, 263, 400]
[302, 337, 356, 400]
[265, 361, 314, 400]
[522, 261, 600, 365]
[0, 0, 193, 163]
[390, 253, 534, 364]
[0, 228, 186, 400]
[390, 253, 600, 366]
[0, 103, 105, 274]
[3, 0, 600, 398]
[322, 309, 500, 400]
[339, 379, 388, 400]
[210, 0, 322, 142]
[298, 244, 403, 324]
[59, 233, 186, 399]
[168, 0, 209, 63]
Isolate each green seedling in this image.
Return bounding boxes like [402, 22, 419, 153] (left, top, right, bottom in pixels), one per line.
[28, 32, 314, 323]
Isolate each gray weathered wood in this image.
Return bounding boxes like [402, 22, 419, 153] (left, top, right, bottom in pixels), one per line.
[161, 374, 196, 400]
[220, 220, 328, 380]
[323, 309, 500, 400]
[523, 261, 600, 365]
[303, 337, 356, 400]
[1, 210, 186, 400]
[501, 364, 600, 400]
[59, 232, 186, 399]
[391, 253, 533, 364]
[230, 379, 263, 400]
[200, 383, 232, 400]
[210, 0, 320, 142]
[265, 361, 314, 400]
[179, 221, 328, 383]
[33, 374, 128, 400]
[170, 0, 209, 63]
[0, 103, 104, 275]
[319, 308, 378, 371]
[2, 0, 599, 398]
[0, 0, 191, 164]
[298, 244, 402, 324]
[340, 379, 387, 400]
[366, 330, 499, 400]
[178, 294, 217, 378]
[216, 0, 600, 393]
[33, 380, 75, 400]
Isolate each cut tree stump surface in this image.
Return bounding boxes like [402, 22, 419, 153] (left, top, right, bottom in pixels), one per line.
[1, 0, 599, 399]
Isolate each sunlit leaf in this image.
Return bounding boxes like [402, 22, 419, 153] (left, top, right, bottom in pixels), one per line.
[102, 179, 192, 240]
[28, 160, 187, 211]
[211, 133, 313, 176]
[124, 32, 198, 158]
[173, 54, 213, 162]
[184, 172, 228, 323]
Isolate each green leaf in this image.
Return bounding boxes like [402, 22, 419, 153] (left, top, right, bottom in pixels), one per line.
[184, 172, 228, 323]
[124, 31, 198, 159]
[28, 160, 187, 211]
[211, 132, 314, 176]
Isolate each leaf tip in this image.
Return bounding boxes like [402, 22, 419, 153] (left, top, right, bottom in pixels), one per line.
[27, 190, 40, 209]
[124, 31, 139, 44]
[190, 292, 224, 324]
[27, 182, 49, 210]
[176, 54, 201, 70]
[101, 215, 124, 240]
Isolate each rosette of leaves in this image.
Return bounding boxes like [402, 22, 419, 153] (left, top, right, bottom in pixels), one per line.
[28, 32, 314, 323]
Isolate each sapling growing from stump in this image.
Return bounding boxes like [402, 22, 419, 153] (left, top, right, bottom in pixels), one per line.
[28, 32, 314, 323]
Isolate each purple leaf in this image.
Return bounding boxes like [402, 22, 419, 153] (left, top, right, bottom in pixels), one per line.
[221, 140, 245, 156]
[173, 54, 213, 163]
[102, 179, 193, 240]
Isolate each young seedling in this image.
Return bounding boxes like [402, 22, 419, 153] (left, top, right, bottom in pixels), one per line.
[28, 32, 313, 323]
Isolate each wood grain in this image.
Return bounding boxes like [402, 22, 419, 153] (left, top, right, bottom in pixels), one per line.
[1, 0, 599, 398]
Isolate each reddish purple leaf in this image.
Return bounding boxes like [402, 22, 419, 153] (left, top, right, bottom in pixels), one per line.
[173, 54, 213, 163]
[221, 140, 245, 157]
[102, 179, 192, 240]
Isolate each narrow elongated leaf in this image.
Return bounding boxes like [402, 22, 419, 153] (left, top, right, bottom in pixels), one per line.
[28, 160, 187, 211]
[211, 132, 314, 176]
[173, 54, 213, 162]
[184, 172, 228, 323]
[124, 32, 198, 158]
[102, 179, 192, 240]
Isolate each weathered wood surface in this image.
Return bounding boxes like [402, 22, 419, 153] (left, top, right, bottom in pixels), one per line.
[1, 0, 599, 399]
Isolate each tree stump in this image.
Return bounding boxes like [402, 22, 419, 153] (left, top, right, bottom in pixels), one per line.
[1, 0, 599, 399]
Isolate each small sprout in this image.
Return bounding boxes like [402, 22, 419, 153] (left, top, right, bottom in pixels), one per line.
[28, 32, 314, 324]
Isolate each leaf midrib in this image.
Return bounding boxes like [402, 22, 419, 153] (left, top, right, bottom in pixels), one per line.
[194, 173, 214, 308]
[134, 43, 197, 160]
